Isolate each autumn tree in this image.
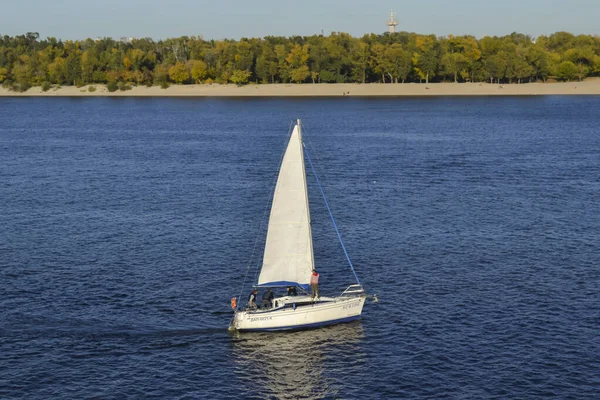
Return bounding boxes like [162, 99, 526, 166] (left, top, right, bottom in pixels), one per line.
[154, 64, 169, 84]
[48, 56, 66, 84]
[169, 62, 189, 84]
[12, 55, 33, 89]
[81, 49, 99, 83]
[190, 60, 208, 83]
[413, 35, 439, 84]
[285, 44, 310, 83]
[1, 30, 600, 88]
[230, 69, 251, 85]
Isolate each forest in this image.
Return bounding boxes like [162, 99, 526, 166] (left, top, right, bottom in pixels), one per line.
[1, 31, 599, 91]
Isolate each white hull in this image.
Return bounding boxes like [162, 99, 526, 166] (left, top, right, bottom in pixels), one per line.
[230, 295, 366, 332]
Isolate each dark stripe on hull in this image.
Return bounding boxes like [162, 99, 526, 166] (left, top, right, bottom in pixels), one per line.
[237, 315, 361, 332]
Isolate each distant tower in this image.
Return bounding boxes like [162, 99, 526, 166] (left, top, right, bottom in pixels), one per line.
[386, 11, 398, 34]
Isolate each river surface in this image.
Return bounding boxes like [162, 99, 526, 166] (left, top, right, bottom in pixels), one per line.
[1, 96, 599, 399]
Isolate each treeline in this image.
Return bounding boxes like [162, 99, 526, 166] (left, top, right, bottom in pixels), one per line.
[1, 31, 599, 91]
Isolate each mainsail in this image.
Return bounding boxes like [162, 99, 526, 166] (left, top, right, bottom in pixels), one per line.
[257, 120, 314, 288]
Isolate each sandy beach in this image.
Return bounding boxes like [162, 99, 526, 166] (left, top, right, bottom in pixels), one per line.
[1, 81, 600, 97]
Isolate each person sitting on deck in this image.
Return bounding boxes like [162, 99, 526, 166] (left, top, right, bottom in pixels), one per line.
[248, 289, 258, 310]
[261, 288, 274, 309]
[286, 286, 298, 296]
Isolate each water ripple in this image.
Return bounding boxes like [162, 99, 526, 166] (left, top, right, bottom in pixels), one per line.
[1, 96, 599, 399]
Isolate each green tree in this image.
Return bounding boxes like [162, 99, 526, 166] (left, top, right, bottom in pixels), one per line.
[514, 58, 534, 83]
[350, 41, 369, 83]
[62, 41, 82, 85]
[274, 44, 289, 82]
[593, 55, 600, 75]
[528, 45, 551, 82]
[234, 41, 254, 71]
[484, 52, 508, 83]
[556, 61, 578, 81]
[575, 63, 590, 81]
[370, 43, 387, 83]
[324, 33, 352, 83]
[441, 52, 468, 82]
[386, 43, 412, 83]
[255, 45, 277, 83]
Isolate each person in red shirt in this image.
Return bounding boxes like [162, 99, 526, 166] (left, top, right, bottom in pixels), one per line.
[310, 269, 320, 299]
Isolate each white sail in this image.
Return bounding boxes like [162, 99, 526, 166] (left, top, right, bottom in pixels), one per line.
[258, 120, 314, 288]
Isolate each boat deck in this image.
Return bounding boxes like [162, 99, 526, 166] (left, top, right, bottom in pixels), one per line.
[247, 295, 334, 314]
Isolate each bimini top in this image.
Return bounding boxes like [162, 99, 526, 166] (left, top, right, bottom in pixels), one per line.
[257, 121, 315, 289]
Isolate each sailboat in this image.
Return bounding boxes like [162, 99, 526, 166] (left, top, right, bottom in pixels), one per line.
[229, 119, 367, 332]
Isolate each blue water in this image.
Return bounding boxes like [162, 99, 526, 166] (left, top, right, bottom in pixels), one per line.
[1, 96, 599, 399]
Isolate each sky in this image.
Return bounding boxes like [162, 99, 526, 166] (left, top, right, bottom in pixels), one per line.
[1, 0, 598, 40]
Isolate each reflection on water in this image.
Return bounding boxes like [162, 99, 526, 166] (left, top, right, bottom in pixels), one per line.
[231, 322, 366, 399]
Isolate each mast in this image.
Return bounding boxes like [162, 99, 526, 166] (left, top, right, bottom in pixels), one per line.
[297, 119, 315, 273]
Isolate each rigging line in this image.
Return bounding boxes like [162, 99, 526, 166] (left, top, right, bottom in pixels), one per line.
[236, 121, 294, 306]
[302, 122, 359, 281]
[299, 120, 324, 165]
[302, 135, 361, 286]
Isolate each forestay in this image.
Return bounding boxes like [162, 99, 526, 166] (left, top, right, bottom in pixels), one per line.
[257, 121, 314, 288]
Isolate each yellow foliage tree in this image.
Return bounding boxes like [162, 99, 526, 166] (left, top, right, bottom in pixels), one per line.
[190, 60, 208, 83]
[48, 57, 66, 84]
[81, 50, 98, 83]
[286, 44, 310, 83]
[289, 65, 309, 84]
[168, 62, 190, 84]
[126, 49, 145, 70]
[229, 69, 251, 85]
[124, 57, 133, 70]
[0, 67, 8, 82]
[124, 70, 144, 84]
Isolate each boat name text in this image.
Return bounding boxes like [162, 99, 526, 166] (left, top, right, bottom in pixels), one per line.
[250, 316, 273, 322]
[342, 302, 360, 310]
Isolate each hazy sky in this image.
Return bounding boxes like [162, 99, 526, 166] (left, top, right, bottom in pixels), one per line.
[2, 0, 598, 40]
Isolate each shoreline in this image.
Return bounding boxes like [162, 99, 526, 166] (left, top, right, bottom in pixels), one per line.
[1, 81, 600, 97]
